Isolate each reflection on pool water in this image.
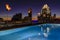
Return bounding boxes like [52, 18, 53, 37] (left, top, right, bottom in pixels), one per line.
[0, 24, 60, 40]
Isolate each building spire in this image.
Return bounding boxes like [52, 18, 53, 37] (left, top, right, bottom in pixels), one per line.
[42, 4, 49, 9]
[41, 4, 51, 14]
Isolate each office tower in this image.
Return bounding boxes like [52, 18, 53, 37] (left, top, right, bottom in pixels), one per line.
[53, 14, 56, 19]
[41, 4, 51, 23]
[28, 8, 32, 17]
[41, 4, 51, 17]
[28, 8, 32, 22]
[37, 13, 41, 22]
[12, 13, 22, 21]
[53, 14, 56, 22]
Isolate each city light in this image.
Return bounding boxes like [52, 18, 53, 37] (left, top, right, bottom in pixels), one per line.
[37, 13, 40, 16]
[43, 14, 46, 17]
[28, 11, 31, 13]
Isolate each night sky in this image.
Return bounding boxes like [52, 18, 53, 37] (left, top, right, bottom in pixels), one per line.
[0, 0, 60, 20]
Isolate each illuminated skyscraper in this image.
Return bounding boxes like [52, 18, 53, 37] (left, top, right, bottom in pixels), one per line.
[40, 4, 51, 23]
[41, 4, 51, 17]
[28, 8, 32, 17]
[41, 4, 51, 14]
[28, 8, 32, 22]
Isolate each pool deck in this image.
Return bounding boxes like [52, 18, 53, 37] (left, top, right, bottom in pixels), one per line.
[0, 22, 59, 31]
[0, 22, 43, 31]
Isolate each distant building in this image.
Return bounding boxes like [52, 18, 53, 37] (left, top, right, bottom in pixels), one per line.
[23, 16, 29, 23]
[12, 13, 22, 21]
[53, 14, 56, 22]
[0, 18, 4, 24]
[28, 8, 32, 22]
[0, 18, 3, 22]
[53, 14, 56, 19]
[23, 8, 32, 23]
[38, 4, 54, 23]
[37, 13, 41, 22]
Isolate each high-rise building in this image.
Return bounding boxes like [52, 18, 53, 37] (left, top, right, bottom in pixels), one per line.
[28, 8, 32, 22]
[12, 13, 22, 21]
[41, 4, 51, 17]
[37, 13, 41, 22]
[53, 14, 56, 22]
[28, 8, 32, 17]
[40, 4, 52, 23]
[41, 4, 51, 14]
[53, 14, 56, 19]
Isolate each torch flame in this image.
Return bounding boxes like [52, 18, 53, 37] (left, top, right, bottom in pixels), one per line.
[5, 4, 11, 11]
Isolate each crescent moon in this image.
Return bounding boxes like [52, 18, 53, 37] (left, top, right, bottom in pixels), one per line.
[5, 4, 11, 11]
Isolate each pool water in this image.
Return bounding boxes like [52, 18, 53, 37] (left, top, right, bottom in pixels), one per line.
[0, 24, 60, 40]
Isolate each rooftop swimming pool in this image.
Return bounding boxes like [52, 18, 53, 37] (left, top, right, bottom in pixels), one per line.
[0, 24, 60, 40]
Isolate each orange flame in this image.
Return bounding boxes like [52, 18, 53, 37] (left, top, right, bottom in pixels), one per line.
[5, 4, 11, 11]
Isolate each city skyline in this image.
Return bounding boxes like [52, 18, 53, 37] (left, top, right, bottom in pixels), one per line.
[0, 0, 60, 20]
